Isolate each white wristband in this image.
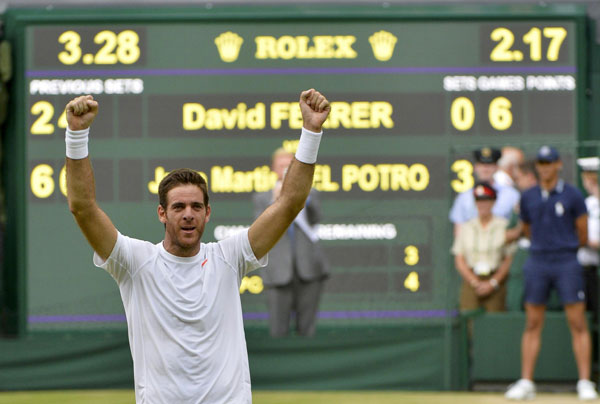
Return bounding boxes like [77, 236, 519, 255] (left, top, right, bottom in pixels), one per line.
[65, 127, 89, 159]
[295, 127, 322, 164]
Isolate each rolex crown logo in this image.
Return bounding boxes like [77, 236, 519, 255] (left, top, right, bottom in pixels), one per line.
[215, 32, 244, 63]
[369, 30, 397, 62]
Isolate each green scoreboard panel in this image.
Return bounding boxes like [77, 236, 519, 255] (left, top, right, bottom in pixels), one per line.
[5, 5, 586, 332]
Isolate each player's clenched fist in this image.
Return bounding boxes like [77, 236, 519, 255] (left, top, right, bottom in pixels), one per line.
[299, 89, 330, 133]
[66, 95, 99, 131]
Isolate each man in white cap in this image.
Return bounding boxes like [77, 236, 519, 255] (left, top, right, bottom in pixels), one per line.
[577, 157, 600, 319]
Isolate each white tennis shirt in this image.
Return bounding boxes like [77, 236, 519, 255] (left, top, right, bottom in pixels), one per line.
[94, 229, 267, 403]
[578, 195, 600, 266]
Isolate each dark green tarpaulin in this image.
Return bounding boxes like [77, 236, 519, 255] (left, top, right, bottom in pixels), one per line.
[0, 324, 469, 391]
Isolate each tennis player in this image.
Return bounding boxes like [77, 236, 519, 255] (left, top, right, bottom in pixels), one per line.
[64, 89, 330, 403]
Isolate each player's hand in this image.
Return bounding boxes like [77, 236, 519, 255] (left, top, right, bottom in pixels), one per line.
[66, 95, 99, 131]
[300, 89, 330, 132]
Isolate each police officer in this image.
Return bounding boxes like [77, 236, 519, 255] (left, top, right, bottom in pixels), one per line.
[449, 147, 520, 235]
[505, 146, 596, 401]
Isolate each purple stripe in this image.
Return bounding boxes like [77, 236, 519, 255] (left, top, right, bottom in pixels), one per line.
[25, 65, 576, 78]
[29, 310, 456, 323]
[241, 310, 457, 320]
[244, 312, 270, 320]
[317, 310, 457, 319]
[28, 314, 126, 323]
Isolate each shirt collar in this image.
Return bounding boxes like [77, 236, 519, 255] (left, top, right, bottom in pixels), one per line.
[540, 179, 564, 200]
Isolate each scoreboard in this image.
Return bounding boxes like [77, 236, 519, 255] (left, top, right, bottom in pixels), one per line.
[3, 4, 587, 332]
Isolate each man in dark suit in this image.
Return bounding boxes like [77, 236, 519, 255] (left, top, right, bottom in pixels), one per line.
[253, 148, 329, 337]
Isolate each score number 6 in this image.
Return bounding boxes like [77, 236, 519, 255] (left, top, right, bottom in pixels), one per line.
[30, 164, 67, 199]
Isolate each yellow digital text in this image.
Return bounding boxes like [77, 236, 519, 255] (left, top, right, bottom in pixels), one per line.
[255, 35, 357, 60]
[181, 101, 393, 131]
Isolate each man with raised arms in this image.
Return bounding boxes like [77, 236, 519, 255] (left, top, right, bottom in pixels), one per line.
[64, 89, 330, 403]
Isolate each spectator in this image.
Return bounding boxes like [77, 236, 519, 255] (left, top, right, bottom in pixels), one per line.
[505, 146, 596, 401]
[450, 147, 520, 235]
[252, 148, 329, 337]
[452, 182, 516, 312]
[494, 146, 525, 188]
[513, 160, 538, 194]
[505, 160, 538, 245]
[577, 157, 600, 317]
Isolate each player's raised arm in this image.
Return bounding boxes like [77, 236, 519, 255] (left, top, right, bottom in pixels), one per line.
[248, 89, 330, 260]
[65, 95, 117, 261]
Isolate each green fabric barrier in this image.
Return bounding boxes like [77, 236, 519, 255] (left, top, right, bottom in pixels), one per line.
[0, 331, 133, 390]
[471, 312, 586, 381]
[247, 324, 468, 391]
[0, 324, 469, 391]
[505, 247, 527, 312]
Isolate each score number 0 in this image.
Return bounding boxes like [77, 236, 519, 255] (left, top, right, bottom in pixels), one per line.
[451, 96, 512, 132]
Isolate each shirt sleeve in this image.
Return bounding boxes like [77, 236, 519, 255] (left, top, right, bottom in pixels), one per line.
[588, 198, 600, 244]
[493, 186, 520, 220]
[449, 192, 471, 224]
[451, 229, 465, 256]
[218, 228, 268, 281]
[573, 188, 588, 218]
[93, 232, 152, 284]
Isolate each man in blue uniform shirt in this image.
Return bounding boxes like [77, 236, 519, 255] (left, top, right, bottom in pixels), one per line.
[505, 146, 597, 401]
[449, 147, 520, 235]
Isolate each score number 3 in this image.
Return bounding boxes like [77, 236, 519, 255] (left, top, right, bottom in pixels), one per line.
[403, 246, 420, 292]
[451, 159, 474, 193]
[58, 30, 140, 65]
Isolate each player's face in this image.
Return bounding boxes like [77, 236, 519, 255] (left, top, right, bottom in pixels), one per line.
[535, 160, 562, 183]
[158, 184, 211, 257]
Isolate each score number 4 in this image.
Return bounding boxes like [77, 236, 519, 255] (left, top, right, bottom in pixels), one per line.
[30, 101, 66, 135]
[59, 30, 140, 65]
[403, 246, 420, 292]
[490, 27, 567, 62]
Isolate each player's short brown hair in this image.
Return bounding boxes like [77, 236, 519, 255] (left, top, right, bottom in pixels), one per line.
[158, 168, 209, 209]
